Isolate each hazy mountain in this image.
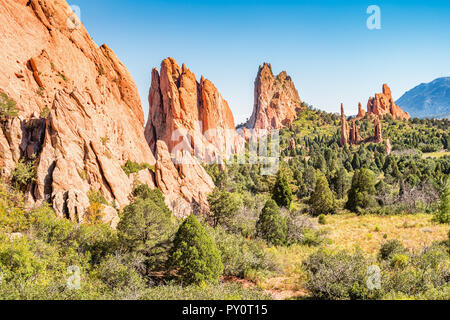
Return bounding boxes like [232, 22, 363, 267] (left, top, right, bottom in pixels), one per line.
[396, 77, 450, 119]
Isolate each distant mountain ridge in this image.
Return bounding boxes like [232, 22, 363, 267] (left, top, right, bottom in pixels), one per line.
[396, 77, 450, 119]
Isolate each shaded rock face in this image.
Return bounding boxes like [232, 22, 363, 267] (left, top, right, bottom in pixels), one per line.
[145, 58, 240, 162]
[349, 121, 362, 145]
[374, 115, 383, 143]
[154, 140, 214, 218]
[0, 0, 155, 227]
[246, 63, 303, 130]
[367, 84, 411, 120]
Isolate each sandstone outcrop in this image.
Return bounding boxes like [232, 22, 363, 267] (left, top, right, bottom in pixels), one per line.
[340, 104, 350, 146]
[374, 115, 383, 143]
[289, 138, 296, 151]
[357, 102, 366, 119]
[385, 139, 392, 155]
[367, 84, 411, 120]
[246, 63, 303, 130]
[349, 121, 362, 145]
[145, 58, 241, 216]
[0, 0, 155, 227]
[340, 104, 387, 147]
[145, 58, 240, 163]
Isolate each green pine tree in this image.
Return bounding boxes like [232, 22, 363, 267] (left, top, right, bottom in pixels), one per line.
[272, 172, 293, 208]
[208, 189, 241, 228]
[256, 199, 287, 246]
[310, 173, 336, 216]
[167, 215, 223, 285]
[346, 168, 377, 213]
[0, 92, 18, 122]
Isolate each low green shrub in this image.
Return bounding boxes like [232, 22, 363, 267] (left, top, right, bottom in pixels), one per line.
[207, 225, 276, 277]
[11, 159, 35, 190]
[0, 92, 18, 122]
[140, 282, 271, 300]
[122, 160, 153, 176]
[318, 214, 327, 225]
[378, 239, 406, 261]
[303, 248, 375, 300]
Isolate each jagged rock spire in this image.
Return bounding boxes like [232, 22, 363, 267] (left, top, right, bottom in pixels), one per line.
[340, 104, 350, 146]
[246, 63, 303, 130]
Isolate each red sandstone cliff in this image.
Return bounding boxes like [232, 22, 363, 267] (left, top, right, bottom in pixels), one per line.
[144, 58, 245, 215]
[0, 0, 156, 226]
[145, 58, 240, 162]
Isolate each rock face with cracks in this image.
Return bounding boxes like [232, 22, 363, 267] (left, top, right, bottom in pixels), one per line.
[145, 58, 245, 217]
[0, 0, 161, 227]
[145, 58, 241, 163]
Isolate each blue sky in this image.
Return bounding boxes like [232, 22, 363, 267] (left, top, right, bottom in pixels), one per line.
[74, 0, 450, 123]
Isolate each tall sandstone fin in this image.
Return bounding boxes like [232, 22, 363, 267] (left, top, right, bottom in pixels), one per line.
[145, 58, 239, 160]
[145, 58, 241, 217]
[0, 0, 155, 227]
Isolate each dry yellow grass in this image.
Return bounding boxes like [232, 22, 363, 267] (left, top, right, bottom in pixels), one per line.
[422, 151, 450, 159]
[320, 213, 449, 255]
[240, 213, 448, 299]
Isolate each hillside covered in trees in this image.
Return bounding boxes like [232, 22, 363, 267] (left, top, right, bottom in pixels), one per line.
[1, 101, 449, 300]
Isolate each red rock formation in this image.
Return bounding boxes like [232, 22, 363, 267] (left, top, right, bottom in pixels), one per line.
[145, 58, 240, 162]
[145, 58, 242, 215]
[374, 115, 383, 143]
[154, 140, 214, 218]
[340, 104, 371, 146]
[340, 104, 350, 146]
[357, 102, 366, 119]
[0, 0, 156, 226]
[349, 121, 362, 145]
[247, 63, 303, 130]
[367, 84, 411, 120]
